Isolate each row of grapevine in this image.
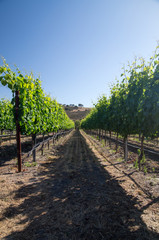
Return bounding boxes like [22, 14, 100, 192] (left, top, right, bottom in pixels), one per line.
[0, 99, 15, 133]
[0, 59, 74, 135]
[81, 45, 159, 169]
[0, 59, 74, 171]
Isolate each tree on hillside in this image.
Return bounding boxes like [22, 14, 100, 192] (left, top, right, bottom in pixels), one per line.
[78, 104, 83, 107]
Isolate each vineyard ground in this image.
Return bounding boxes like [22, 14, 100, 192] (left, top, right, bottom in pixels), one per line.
[0, 133, 61, 169]
[0, 130, 159, 239]
[88, 131, 159, 173]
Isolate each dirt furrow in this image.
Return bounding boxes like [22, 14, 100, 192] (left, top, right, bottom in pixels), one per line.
[0, 130, 158, 240]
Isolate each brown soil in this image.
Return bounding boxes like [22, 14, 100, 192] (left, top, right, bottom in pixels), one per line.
[0, 130, 159, 239]
[89, 130, 159, 174]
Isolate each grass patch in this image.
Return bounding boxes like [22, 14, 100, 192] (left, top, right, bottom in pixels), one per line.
[117, 157, 123, 162]
[101, 139, 105, 147]
[24, 162, 37, 167]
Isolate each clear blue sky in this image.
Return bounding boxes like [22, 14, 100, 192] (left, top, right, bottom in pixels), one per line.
[0, 0, 159, 107]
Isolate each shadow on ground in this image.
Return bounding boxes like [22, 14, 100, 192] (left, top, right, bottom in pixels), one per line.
[0, 135, 52, 167]
[1, 130, 158, 240]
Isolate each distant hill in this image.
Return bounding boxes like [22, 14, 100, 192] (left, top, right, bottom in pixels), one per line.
[64, 105, 91, 121]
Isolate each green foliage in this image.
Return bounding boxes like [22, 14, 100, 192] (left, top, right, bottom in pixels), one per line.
[75, 120, 80, 129]
[81, 44, 159, 140]
[24, 162, 37, 167]
[0, 60, 74, 134]
[134, 159, 139, 169]
[137, 149, 141, 155]
[143, 166, 147, 174]
[134, 151, 146, 171]
[0, 99, 15, 131]
[141, 152, 146, 164]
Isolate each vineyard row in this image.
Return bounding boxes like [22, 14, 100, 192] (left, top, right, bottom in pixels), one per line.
[81, 45, 159, 170]
[0, 60, 74, 172]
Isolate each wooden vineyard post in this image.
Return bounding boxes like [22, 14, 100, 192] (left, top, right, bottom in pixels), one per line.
[15, 90, 22, 172]
[57, 130, 59, 141]
[0, 130, 3, 146]
[101, 129, 103, 139]
[32, 134, 36, 162]
[124, 136, 128, 162]
[10, 130, 12, 143]
[138, 135, 144, 171]
[98, 129, 100, 140]
[116, 132, 119, 153]
[48, 137, 50, 149]
[52, 132, 54, 144]
[41, 133, 45, 155]
[109, 131, 112, 147]
[105, 130, 106, 146]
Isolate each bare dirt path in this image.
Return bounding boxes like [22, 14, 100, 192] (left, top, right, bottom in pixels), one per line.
[0, 130, 159, 239]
